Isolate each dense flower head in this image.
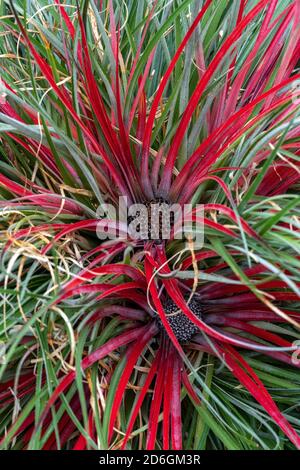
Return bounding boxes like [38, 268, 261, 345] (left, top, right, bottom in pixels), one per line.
[155, 296, 203, 343]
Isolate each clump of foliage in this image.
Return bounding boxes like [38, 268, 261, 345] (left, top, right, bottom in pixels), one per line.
[0, 0, 300, 450]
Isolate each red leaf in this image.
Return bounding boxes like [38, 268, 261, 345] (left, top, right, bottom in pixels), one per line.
[146, 348, 166, 450]
[35, 325, 152, 432]
[217, 344, 300, 449]
[141, 0, 214, 193]
[170, 355, 182, 450]
[120, 343, 162, 449]
[108, 324, 158, 442]
[162, 0, 270, 193]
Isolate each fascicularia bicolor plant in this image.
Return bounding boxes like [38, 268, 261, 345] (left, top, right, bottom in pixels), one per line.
[0, 0, 300, 450]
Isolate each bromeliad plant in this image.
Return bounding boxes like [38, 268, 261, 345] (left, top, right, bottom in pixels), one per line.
[0, 0, 300, 450]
